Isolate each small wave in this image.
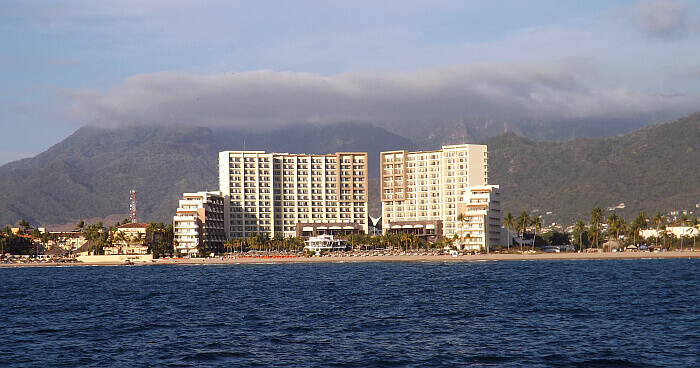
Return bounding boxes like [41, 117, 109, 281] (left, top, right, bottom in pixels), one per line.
[464, 355, 515, 365]
[182, 350, 248, 362]
[572, 358, 650, 367]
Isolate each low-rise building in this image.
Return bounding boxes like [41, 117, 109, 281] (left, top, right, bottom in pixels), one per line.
[640, 226, 699, 239]
[106, 223, 149, 255]
[455, 185, 502, 251]
[173, 191, 225, 256]
[47, 231, 88, 252]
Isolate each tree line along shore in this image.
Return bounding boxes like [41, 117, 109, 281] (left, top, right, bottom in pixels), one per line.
[2, 205, 699, 264]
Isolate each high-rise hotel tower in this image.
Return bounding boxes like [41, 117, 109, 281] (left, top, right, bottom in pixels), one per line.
[380, 144, 490, 242]
[219, 151, 368, 239]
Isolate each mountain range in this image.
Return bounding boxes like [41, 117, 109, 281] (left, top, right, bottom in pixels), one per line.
[487, 112, 700, 224]
[0, 123, 414, 228]
[0, 113, 698, 228]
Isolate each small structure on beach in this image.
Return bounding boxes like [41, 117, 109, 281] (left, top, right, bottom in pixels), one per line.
[304, 235, 348, 253]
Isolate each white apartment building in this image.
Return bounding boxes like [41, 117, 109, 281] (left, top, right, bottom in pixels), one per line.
[173, 191, 225, 256]
[456, 185, 502, 251]
[381, 144, 489, 242]
[219, 151, 368, 239]
[640, 226, 699, 239]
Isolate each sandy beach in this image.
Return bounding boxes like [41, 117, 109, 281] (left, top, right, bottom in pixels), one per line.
[5, 250, 696, 267]
[153, 251, 700, 264]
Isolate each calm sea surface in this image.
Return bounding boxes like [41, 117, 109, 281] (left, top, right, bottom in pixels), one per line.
[1, 259, 697, 367]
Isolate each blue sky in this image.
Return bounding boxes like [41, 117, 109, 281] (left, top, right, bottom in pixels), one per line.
[1, 0, 699, 164]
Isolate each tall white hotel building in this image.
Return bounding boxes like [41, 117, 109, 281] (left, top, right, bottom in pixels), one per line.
[381, 144, 500, 248]
[219, 151, 368, 239]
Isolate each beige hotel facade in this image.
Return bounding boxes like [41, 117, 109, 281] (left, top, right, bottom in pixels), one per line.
[219, 151, 368, 239]
[380, 144, 493, 246]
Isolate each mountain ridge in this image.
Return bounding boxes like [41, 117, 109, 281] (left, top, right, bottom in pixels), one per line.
[0, 122, 415, 227]
[0, 114, 697, 228]
[485, 112, 700, 224]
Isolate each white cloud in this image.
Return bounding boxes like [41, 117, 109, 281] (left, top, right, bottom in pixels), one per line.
[62, 63, 699, 129]
[626, 0, 698, 39]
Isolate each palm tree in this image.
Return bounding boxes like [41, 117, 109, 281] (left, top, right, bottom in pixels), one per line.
[589, 206, 604, 249]
[502, 212, 515, 250]
[399, 232, 409, 252]
[31, 228, 41, 256]
[246, 232, 258, 252]
[587, 224, 598, 249]
[651, 211, 665, 247]
[74, 220, 85, 235]
[407, 234, 419, 252]
[516, 211, 530, 251]
[134, 232, 144, 245]
[679, 213, 689, 250]
[631, 211, 648, 248]
[618, 219, 628, 241]
[462, 232, 472, 252]
[224, 238, 235, 255]
[113, 230, 124, 244]
[573, 220, 586, 252]
[18, 219, 31, 234]
[531, 216, 542, 251]
[456, 213, 466, 243]
[606, 214, 625, 251]
[690, 218, 700, 251]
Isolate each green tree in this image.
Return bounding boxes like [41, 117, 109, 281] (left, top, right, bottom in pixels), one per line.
[651, 211, 665, 248]
[75, 220, 85, 234]
[531, 216, 542, 251]
[246, 232, 258, 252]
[196, 241, 207, 257]
[18, 219, 31, 234]
[629, 211, 648, 248]
[606, 214, 626, 250]
[679, 213, 689, 250]
[516, 211, 530, 251]
[572, 220, 587, 251]
[224, 238, 236, 255]
[589, 206, 604, 249]
[456, 213, 467, 245]
[502, 212, 515, 250]
[691, 218, 700, 251]
[31, 228, 42, 256]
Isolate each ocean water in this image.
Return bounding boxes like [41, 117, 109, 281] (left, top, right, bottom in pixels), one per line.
[0, 259, 697, 367]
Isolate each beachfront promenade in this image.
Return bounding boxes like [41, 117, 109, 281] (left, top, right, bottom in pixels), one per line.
[3, 250, 697, 267]
[152, 250, 700, 264]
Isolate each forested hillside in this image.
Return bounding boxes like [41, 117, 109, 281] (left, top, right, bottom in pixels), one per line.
[486, 113, 700, 225]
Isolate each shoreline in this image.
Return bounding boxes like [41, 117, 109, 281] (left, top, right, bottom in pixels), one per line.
[2, 250, 698, 267]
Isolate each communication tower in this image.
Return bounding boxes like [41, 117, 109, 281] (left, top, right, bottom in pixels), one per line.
[130, 189, 137, 223]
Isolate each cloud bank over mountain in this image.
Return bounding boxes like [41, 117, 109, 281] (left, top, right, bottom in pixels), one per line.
[64, 63, 698, 130]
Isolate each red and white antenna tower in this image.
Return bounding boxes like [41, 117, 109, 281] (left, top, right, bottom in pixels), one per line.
[129, 189, 137, 223]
